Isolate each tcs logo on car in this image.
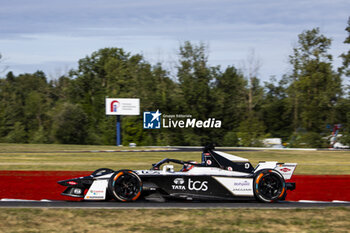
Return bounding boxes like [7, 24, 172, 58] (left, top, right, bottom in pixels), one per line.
[172, 178, 209, 191]
[188, 179, 208, 191]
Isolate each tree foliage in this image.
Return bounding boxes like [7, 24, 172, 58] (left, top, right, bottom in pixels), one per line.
[1, 22, 350, 147]
[287, 28, 342, 136]
[340, 17, 350, 77]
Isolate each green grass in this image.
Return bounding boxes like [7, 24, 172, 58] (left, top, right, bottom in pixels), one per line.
[0, 143, 349, 174]
[233, 150, 350, 175]
[0, 143, 167, 152]
[0, 208, 349, 233]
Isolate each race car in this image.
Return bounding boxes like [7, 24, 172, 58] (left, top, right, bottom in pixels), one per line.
[58, 145, 297, 203]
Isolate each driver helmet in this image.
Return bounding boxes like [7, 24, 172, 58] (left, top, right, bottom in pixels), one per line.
[181, 161, 197, 172]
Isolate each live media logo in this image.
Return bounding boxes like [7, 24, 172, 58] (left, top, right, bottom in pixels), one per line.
[143, 109, 222, 129]
[143, 110, 161, 129]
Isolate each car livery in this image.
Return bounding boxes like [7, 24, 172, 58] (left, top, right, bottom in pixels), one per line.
[58, 145, 297, 203]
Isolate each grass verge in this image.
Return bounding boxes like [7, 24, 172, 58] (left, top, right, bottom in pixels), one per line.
[0, 143, 349, 174]
[0, 143, 167, 152]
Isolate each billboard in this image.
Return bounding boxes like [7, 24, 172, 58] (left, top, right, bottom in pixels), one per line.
[105, 98, 140, 115]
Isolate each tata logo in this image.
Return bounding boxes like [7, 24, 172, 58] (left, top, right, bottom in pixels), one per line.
[171, 178, 186, 190]
[188, 179, 208, 191]
[110, 100, 120, 113]
[143, 110, 161, 129]
[174, 178, 184, 185]
[172, 178, 186, 190]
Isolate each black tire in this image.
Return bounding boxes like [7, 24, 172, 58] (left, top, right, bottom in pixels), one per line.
[253, 169, 286, 203]
[91, 168, 114, 176]
[108, 170, 142, 202]
[280, 191, 287, 201]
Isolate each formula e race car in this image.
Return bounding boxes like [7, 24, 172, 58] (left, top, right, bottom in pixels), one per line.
[58, 146, 297, 203]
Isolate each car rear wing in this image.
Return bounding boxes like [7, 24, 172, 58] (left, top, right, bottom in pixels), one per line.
[275, 163, 297, 180]
[255, 162, 297, 180]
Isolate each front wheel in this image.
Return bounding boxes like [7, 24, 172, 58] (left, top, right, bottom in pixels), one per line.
[253, 169, 286, 203]
[108, 170, 142, 202]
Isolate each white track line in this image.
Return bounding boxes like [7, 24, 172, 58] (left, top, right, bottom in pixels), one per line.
[1, 198, 52, 202]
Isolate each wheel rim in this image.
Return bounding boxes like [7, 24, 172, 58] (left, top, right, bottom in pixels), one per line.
[257, 173, 283, 200]
[112, 172, 141, 200]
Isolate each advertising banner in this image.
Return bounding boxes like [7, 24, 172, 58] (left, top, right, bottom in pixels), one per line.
[105, 98, 140, 115]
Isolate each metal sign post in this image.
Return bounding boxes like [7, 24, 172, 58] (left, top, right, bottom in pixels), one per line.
[116, 115, 121, 146]
[106, 98, 140, 146]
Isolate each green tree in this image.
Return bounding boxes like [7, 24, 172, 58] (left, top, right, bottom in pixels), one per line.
[238, 74, 266, 147]
[31, 126, 49, 144]
[214, 66, 246, 131]
[337, 18, 350, 146]
[261, 77, 293, 140]
[177, 41, 214, 119]
[51, 103, 88, 144]
[237, 115, 266, 147]
[242, 49, 263, 114]
[339, 111, 350, 146]
[68, 48, 178, 145]
[213, 66, 247, 145]
[287, 28, 342, 134]
[222, 131, 239, 146]
[69, 48, 143, 145]
[339, 17, 350, 77]
[176, 41, 217, 145]
[5, 122, 26, 143]
[0, 71, 52, 143]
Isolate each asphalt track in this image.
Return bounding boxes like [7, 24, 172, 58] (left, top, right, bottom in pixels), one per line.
[1, 200, 350, 209]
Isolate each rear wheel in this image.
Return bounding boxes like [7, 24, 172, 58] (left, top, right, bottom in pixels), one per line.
[108, 170, 142, 202]
[280, 191, 287, 201]
[253, 169, 286, 203]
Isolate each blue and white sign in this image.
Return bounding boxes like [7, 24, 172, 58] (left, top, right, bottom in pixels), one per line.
[143, 110, 161, 129]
